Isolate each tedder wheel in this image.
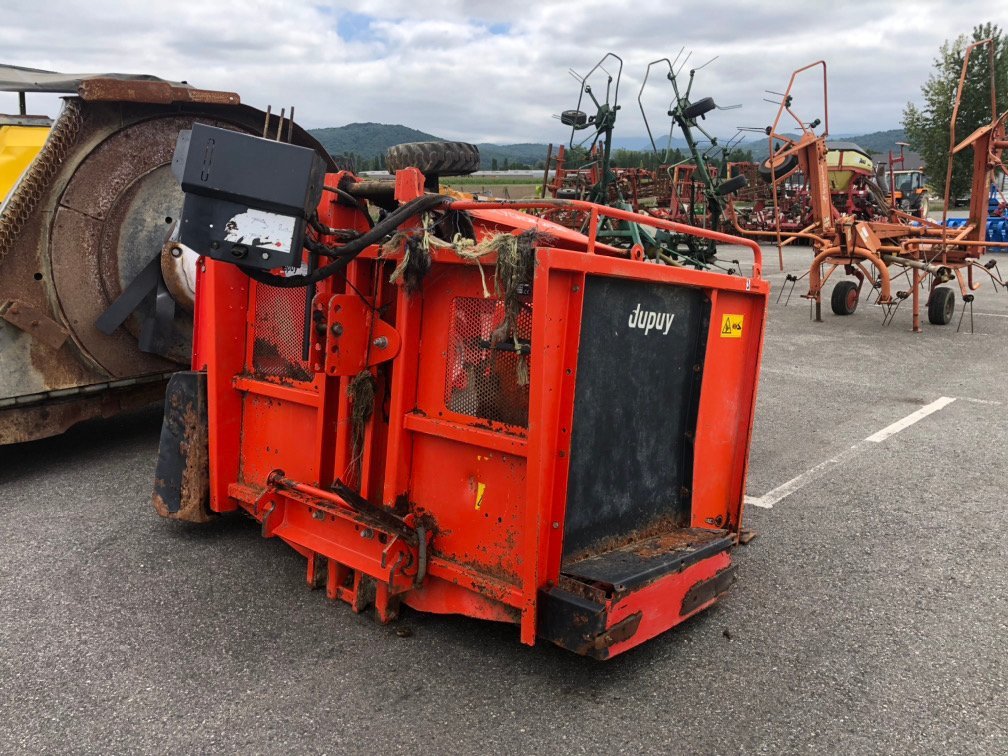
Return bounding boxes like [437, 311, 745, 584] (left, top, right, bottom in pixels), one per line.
[830, 280, 859, 315]
[927, 286, 956, 325]
[560, 109, 588, 127]
[385, 141, 480, 177]
[717, 174, 748, 196]
[682, 97, 717, 120]
[757, 153, 799, 183]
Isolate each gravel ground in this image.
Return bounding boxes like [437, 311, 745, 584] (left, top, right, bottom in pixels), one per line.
[1, 245, 1006, 754]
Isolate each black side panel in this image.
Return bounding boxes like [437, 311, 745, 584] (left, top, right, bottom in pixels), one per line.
[152, 371, 212, 523]
[563, 276, 709, 557]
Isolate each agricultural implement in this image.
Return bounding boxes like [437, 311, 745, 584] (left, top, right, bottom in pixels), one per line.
[0, 65, 332, 444]
[543, 53, 745, 272]
[637, 51, 748, 241]
[755, 45, 1008, 331]
[881, 142, 930, 218]
[153, 118, 769, 658]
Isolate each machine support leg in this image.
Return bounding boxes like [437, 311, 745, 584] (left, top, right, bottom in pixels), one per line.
[912, 268, 921, 333]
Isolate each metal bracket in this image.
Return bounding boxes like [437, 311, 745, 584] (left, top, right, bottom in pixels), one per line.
[0, 299, 69, 350]
[320, 295, 401, 377]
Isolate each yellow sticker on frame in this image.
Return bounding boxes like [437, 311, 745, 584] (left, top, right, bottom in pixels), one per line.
[720, 314, 744, 338]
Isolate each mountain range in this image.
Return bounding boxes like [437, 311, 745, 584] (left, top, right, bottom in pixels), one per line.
[308, 122, 910, 169]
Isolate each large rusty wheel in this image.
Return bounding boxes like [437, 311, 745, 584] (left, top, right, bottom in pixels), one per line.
[0, 91, 333, 442]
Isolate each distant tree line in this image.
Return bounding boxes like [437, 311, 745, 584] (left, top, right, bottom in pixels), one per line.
[333, 145, 755, 173]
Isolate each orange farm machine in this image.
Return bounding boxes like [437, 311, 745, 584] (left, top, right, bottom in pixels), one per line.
[752, 42, 1008, 331]
[152, 114, 769, 658]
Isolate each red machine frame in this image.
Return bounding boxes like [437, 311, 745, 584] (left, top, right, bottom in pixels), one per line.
[176, 165, 768, 657]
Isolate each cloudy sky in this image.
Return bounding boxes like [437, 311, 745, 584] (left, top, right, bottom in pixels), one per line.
[0, 1, 997, 145]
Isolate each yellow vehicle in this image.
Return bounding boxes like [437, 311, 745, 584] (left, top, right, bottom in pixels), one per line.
[0, 114, 50, 202]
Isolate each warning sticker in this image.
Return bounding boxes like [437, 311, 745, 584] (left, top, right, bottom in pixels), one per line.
[720, 314, 744, 338]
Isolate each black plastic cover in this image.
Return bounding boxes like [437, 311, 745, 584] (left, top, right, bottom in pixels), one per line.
[172, 124, 326, 270]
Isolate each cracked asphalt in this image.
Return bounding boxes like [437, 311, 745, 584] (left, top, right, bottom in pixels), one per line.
[1, 245, 1006, 754]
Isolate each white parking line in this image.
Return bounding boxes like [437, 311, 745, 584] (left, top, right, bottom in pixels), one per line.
[864, 396, 957, 443]
[746, 397, 957, 509]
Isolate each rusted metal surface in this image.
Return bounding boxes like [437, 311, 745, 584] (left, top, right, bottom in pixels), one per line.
[1, 299, 69, 350]
[0, 77, 335, 444]
[0, 377, 168, 445]
[679, 565, 737, 616]
[77, 78, 239, 105]
[152, 372, 211, 523]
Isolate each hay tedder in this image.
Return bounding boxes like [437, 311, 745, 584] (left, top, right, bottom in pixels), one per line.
[754, 43, 1008, 331]
[543, 53, 747, 272]
[153, 112, 769, 657]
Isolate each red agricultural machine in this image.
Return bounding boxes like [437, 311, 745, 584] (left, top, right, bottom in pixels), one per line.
[153, 116, 769, 658]
[754, 43, 1008, 331]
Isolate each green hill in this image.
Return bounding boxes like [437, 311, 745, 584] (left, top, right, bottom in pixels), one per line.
[309, 122, 550, 170]
[309, 122, 911, 171]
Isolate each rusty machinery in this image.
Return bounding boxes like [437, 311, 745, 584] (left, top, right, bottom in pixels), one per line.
[152, 114, 769, 657]
[0, 65, 333, 444]
[753, 44, 1008, 331]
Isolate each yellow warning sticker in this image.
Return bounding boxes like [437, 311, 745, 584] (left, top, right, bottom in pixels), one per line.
[720, 314, 744, 338]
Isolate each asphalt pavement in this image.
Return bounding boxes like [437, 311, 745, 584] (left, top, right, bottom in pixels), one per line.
[1, 245, 1006, 754]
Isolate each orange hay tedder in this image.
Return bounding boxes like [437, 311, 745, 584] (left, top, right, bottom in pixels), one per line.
[755, 41, 1008, 331]
[153, 119, 768, 658]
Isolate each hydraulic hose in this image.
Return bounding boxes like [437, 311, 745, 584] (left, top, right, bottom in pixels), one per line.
[244, 193, 449, 288]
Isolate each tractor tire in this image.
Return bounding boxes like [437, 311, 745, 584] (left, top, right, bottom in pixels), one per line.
[758, 153, 799, 183]
[561, 109, 588, 127]
[386, 141, 480, 177]
[830, 280, 859, 315]
[718, 174, 748, 196]
[916, 193, 930, 219]
[683, 97, 716, 120]
[927, 286, 956, 325]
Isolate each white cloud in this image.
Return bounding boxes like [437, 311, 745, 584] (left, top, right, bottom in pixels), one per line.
[0, 0, 998, 146]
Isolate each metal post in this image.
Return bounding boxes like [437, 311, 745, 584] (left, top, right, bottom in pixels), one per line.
[912, 268, 920, 333]
[18, 91, 26, 115]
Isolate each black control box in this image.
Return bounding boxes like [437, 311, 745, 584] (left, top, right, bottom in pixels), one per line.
[172, 123, 326, 270]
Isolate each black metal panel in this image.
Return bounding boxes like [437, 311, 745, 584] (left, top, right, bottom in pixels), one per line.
[152, 371, 211, 522]
[563, 276, 709, 557]
[564, 531, 733, 593]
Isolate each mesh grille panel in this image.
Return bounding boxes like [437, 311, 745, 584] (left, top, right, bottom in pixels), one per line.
[251, 284, 311, 381]
[445, 297, 532, 428]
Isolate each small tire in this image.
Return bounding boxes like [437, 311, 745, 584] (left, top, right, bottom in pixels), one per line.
[927, 286, 955, 325]
[561, 109, 588, 127]
[758, 153, 799, 183]
[682, 97, 716, 120]
[718, 174, 748, 196]
[916, 193, 929, 219]
[830, 280, 859, 315]
[386, 141, 480, 177]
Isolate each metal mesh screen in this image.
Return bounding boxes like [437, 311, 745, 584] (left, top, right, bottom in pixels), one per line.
[250, 283, 311, 381]
[445, 296, 532, 428]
